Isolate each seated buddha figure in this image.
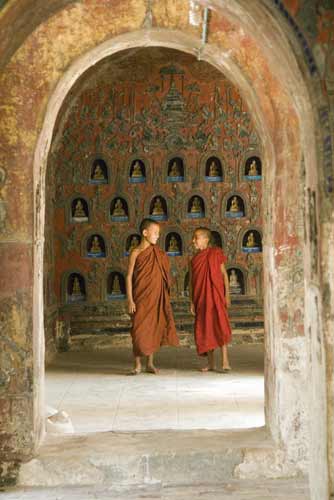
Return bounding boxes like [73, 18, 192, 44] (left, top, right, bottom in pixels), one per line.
[248, 160, 259, 176]
[111, 275, 122, 295]
[246, 232, 256, 248]
[90, 236, 102, 254]
[92, 163, 105, 180]
[229, 269, 239, 287]
[112, 198, 126, 217]
[129, 235, 140, 252]
[131, 161, 143, 178]
[73, 200, 86, 218]
[208, 160, 220, 177]
[169, 161, 181, 177]
[190, 196, 202, 214]
[152, 197, 165, 216]
[229, 196, 240, 213]
[229, 269, 241, 294]
[168, 235, 180, 253]
[71, 276, 82, 297]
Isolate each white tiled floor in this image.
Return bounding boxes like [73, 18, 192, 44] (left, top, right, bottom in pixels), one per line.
[46, 344, 265, 433]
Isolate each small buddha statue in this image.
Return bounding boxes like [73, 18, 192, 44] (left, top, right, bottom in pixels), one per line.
[168, 235, 180, 253]
[131, 161, 143, 178]
[73, 200, 86, 218]
[229, 196, 240, 212]
[152, 197, 164, 216]
[112, 198, 126, 217]
[169, 161, 181, 177]
[246, 232, 256, 248]
[71, 276, 82, 296]
[92, 163, 105, 180]
[229, 269, 240, 288]
[111, 275, 122, 295]
[208, 161, 220, 177]
[90, 236, 102, 254]
[129, 235, 140, 252]
[190, 196, 202, 214]
[248, 160, 259, 176]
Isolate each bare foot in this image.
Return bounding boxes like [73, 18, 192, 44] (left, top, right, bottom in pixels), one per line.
[146, 365, 160, 374]
[127, 367, 141, 376]
[221, 366, 232, 373]
[200, 366, 215, 372]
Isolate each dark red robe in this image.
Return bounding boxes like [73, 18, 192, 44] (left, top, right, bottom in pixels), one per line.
[191, 247, 232, 355]
[131, 245, 179, 356]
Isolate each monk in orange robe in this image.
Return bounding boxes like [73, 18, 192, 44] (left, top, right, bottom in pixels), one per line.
[190, 227, 232, 372]
[126, 218, 179, 374]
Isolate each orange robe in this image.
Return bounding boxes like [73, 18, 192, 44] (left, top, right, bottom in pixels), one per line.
[131, 245, 179, 356]
[191, 247, 232, 355]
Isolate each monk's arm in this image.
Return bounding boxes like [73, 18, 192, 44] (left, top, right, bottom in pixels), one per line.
[220, 262, 231, 308]
[189, 259, 195, 315]
[126, 250, 138, 313]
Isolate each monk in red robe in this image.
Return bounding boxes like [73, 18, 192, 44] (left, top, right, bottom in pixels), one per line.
[190, 227, 232, 372]
[126, 218, 179, 374]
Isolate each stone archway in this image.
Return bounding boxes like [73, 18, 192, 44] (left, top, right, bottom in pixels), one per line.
[0, 1, 331, 496]
[32, 26, 309, 472]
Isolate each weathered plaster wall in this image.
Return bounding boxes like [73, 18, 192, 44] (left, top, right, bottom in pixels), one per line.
[0, 0, 147, 484]
[279, 1, 334, 496]
[0, 1, 331, 497]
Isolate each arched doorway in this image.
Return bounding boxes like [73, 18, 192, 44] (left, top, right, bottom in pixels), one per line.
[44, 46, 266, 433]
[32, 25, 312, 472]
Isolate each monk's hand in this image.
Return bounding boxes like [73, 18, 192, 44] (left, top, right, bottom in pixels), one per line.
[190, 302, 195, 316]
[128, 300, 136, 314]
[226, 296, 231, 308]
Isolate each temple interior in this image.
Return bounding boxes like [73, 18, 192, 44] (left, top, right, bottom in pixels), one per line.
[42, 47, 265, 434]
[44, 47, 264, 357]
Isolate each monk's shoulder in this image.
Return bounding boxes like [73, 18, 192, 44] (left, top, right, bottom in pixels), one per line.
[210, 246, 222, 254]
[155, 246, 167, 257]
[130, 247, 141, 257]
[209, 246, 225, 259]
[129, 247, 144, 263]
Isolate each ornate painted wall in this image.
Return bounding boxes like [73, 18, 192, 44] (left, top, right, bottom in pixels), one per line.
[45, 48, 264, 348]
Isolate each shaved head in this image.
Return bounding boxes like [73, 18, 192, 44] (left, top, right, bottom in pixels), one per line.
[194, 227, 212, 243]
[139, 218, 160, 235]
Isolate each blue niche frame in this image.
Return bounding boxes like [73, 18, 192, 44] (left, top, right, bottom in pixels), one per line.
[110, 196, 129, 222]
[242, 229, 262, 253]
[165, 231, 182, 256]
[204, 155, 224, 183]
[89, 158, 109, 185]
[86, 233, 107, 258]
[225, 194, 245, 218]
[244, 155, 262, 181]
[128, 158, 146, 184]
[167, 156, 185, 183]
[70, 196, 89, 223]
[149, 195, 168, 221]
[187, 194, 205, 219]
